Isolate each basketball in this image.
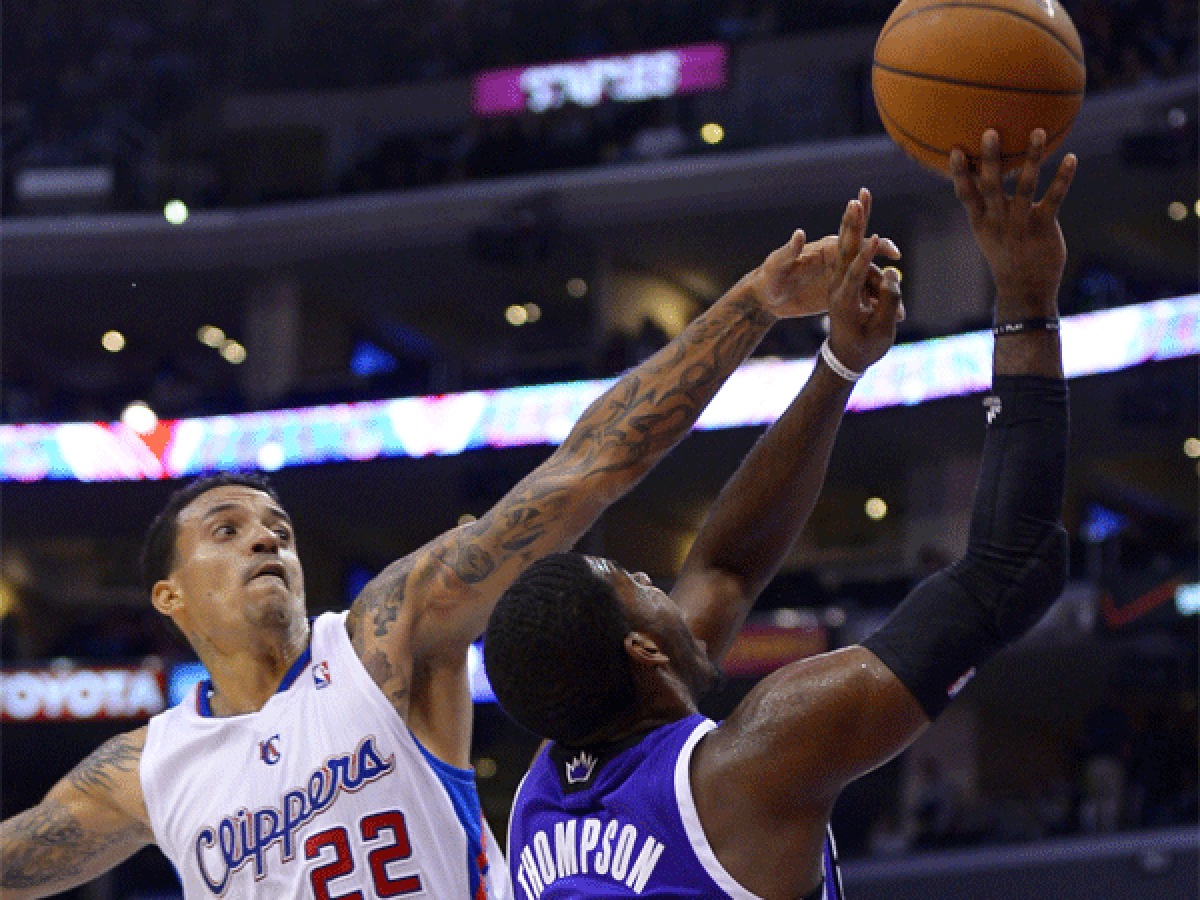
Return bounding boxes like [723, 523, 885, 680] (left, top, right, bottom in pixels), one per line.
[872, 0, 1086, 175]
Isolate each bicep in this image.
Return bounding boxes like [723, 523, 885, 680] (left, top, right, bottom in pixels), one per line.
[716, 646, 929, 811]
[348, 454, 612, 684]
[1, 732, 152, 897]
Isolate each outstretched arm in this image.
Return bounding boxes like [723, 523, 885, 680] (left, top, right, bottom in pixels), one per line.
[701, 132, 1077, 866]
[674, 190, 903, 664]
[0, 729, 153, 900]
[344, 223, 899, 756]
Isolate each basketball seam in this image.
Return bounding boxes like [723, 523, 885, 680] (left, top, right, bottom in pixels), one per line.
[876, 2, 1085, 66]
[876, 102, 1072, 162]
[873, 60, 1085, 95]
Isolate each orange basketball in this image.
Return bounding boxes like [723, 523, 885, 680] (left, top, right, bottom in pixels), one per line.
[872, 0, 1086, 175]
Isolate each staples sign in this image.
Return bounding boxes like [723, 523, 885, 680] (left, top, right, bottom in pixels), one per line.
[473, 43, 727, 116]
[1, 664, 166, 721]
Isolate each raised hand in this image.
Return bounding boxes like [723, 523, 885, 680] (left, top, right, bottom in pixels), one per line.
[825, 189, 905, 375]
[747, 190, 901, 321]
[950, 128, 1077, 318]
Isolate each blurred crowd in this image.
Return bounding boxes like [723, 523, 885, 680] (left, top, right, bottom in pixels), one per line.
[853, 690, 1198, 858]
[3, 0, 1196, 213]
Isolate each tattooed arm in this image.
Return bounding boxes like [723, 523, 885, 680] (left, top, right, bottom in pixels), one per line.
[344, 225, 899, 762]
[1, 728, 154, 900]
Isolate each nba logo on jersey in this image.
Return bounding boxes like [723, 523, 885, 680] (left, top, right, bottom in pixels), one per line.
[565, 751, 597, 784]
[312, 660, 332, 688]
[259, 735, 282, 765]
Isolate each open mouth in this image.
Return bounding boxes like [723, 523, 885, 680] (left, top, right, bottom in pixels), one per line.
[248, 562, 288, 587]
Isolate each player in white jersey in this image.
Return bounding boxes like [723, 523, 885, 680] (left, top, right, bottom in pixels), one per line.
[0, 204, 901, 899]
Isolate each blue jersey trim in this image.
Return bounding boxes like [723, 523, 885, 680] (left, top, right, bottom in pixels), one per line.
[411, 734, 488, 898]
[276, 644, 313, 692]
[194, 643, 313, 718]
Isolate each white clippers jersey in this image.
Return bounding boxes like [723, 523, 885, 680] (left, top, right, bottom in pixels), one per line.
[142, 611, 511, 900]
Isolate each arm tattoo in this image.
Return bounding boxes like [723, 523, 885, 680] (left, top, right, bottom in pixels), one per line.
[434, 482, 569, 585]
[2, 749, 147, 891]
[2, 804, 109, 889]
[346, 569, 415, 709]
[348, 568, 409, 642]
[434, 290, 774, 585]
[368, 571, 406, 638]
[348, 568, 414, 705]
[560, 292, 771, 472]
[361, 649, 408, 706]
[67, 732, 142, 797]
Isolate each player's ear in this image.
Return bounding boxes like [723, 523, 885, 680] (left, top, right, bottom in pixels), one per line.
[625, 631, 669, 666]
[151, 578, 183, 618]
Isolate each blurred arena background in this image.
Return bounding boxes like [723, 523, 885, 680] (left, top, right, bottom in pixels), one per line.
[1, 0, 1197, 897]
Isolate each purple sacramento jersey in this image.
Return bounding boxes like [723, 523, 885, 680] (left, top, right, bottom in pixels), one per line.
[506, 714, 843, 900]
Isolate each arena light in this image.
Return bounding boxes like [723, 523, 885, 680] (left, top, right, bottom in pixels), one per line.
[0, 579, 17, 619]
[101, 330, 125, 353]
[700, 123, 725, 145]
[256, 442, 286, 472]
[1176, 583, 1200, 615]
[197, 325, 225, 348]
[120, 401, 158, 435]
[220, 339, 246, 364]
[163, 199, 189, 225]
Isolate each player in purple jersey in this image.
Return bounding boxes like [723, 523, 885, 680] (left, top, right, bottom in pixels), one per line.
[485, 130, 1076, 900]
[0, 194, 902, 899]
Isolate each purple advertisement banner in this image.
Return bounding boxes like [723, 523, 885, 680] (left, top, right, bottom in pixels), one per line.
[472, 42, 728, 116]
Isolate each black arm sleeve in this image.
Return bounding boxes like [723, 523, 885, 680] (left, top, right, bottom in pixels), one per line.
[863, 375, 1070, 719]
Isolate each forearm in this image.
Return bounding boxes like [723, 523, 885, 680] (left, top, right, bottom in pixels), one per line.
[556, 275, 775, 494]
[413, 275, 776, 644]
[681, 361, 854, 661]
[1, 803, 144, 899]
[863, 375, 1069, 718]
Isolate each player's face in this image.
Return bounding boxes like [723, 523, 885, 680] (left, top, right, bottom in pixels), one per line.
[588, 557, 720, 701]
[163, 486, 307, 650]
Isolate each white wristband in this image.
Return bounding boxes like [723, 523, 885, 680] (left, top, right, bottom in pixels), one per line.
[819, 339, 863, 383]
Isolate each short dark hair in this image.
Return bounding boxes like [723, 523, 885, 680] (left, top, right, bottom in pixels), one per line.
[484, 552, 637, 745]
[140, 472, 281, 593]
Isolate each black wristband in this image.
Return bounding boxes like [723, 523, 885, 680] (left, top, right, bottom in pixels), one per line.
[993, 317, 1060, 336]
